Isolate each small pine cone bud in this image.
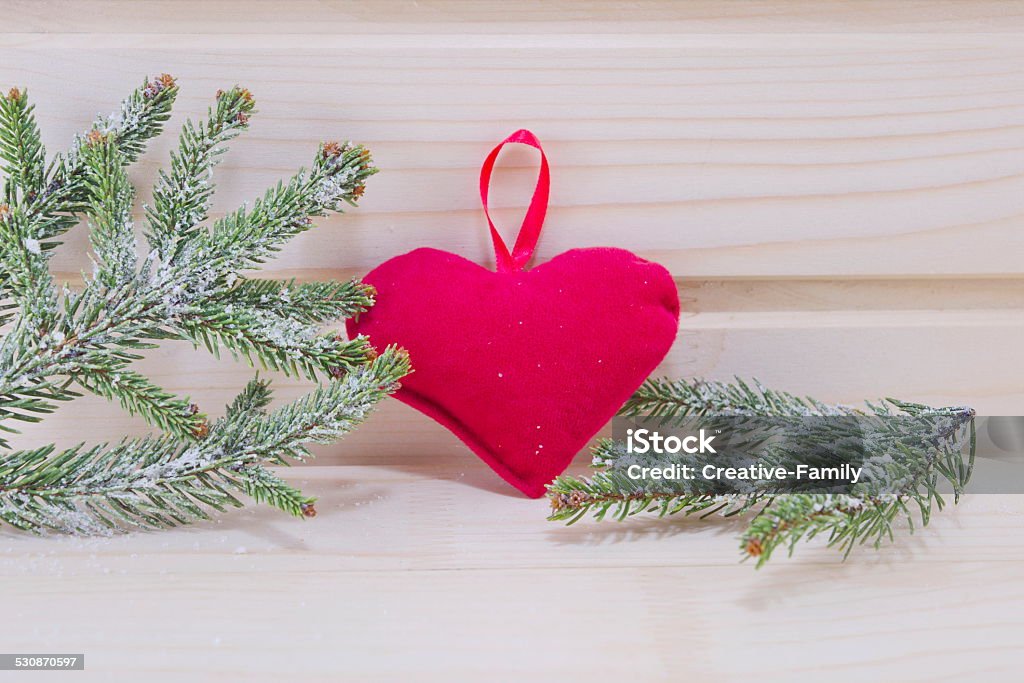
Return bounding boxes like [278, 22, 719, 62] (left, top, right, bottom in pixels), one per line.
[143, 74, 174, 100]
[549, 495, 565, 511]
[215, 89, 225, 99]
[550, 490, 590, 511]
[85, 129, 106, 146]
[744, 539, 764, 557]
[301, 502, 317, 518]
[238, 88, 255, 105]
[235, 111, 249, 125]
[351, 184, 366, 198]
[193, 419, 210, 439]
[186, 403, 200, 415]
[364, 345, 379, 362]
[7, 87, 21, 101]
[321, 141, 343, 159]
[0, 204, 10, 222]
[361, 283, 377, 299]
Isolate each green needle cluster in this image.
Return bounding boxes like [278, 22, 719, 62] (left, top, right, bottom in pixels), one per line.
[0, 76, 409, 533]
[548, 377, 974, 567]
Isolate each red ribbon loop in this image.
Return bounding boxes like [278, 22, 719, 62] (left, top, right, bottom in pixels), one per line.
[479, 129, 550, 272]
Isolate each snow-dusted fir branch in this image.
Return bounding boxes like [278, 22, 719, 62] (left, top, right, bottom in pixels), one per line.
[0, 76, 406, 533]
[145, 86, 254, 260]
[0, 78, 378, 431]
[5, 76, 178, 258]
[81, 131, 138, 287]
[548, 377, 975, 567]
[0, 350, 409, 534]
[0, 87, 46, 198]
[220, 278, 376, 324]
[620, 376, 860, 419]
[201, 140, 375, 272]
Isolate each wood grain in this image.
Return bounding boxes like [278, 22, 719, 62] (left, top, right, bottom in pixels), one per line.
[3, 38, 1024, 279]
[1, 466, 1022, 682]
[2, 2, 1023, 681]
[8, 278, 1024, 460]
[8, 0, 1024, 34]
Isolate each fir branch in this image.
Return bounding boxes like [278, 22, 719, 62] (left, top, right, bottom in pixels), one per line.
[235, 346, 409, 460]
[0, 374, 77, 449]
[549, 438, 765, 525]
[74, 366, 206, 442]
[0, 437, 241, 533]
[0, 88, 46, 199]
[20, 75, 179, 249]
[235, 465, 316, 518]
[222, 278, 376, 324]
[0, 349, 409, 534]
[80, 132, 137, 287]
[0, 77, 402, 533]
[0, 84, 379, 438]
[202, 141, 376, 272]
[622, 375, 857, 420]
[86, 73, 179, 165]
[548, 377, 975, 567]
[739, 415, 976, 567]
[225, 376, 273, 418]
[146, 86, 255, 260]
[738, 494, 894, 566]
[180, 305, 376, 380]
[0, 205, 58, 313]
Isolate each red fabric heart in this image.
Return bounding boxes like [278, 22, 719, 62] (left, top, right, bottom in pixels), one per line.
[348, 131, 679, 497]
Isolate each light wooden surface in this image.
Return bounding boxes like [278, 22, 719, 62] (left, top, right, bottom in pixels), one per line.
[3, 467, 1024, 682]
[2, 2, 1024, 681]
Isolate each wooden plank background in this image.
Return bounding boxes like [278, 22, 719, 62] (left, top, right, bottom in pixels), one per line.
[1, 2, 1023, 681]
